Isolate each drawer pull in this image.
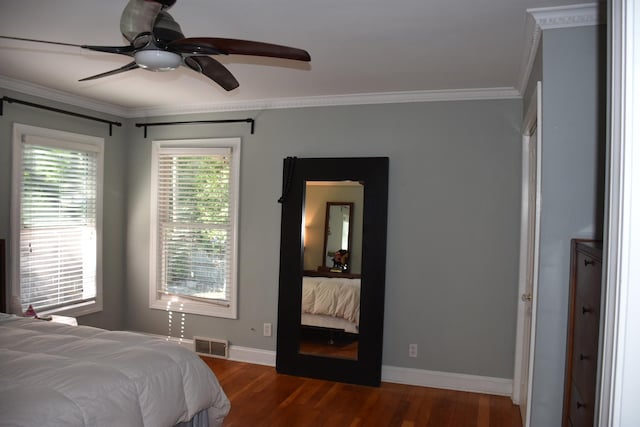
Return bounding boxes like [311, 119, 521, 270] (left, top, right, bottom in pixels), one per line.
[584, 258, 596, 266]
[582, 306, 593, 314]
[576, 401, 586, 410]
[579, 353, 590, 361]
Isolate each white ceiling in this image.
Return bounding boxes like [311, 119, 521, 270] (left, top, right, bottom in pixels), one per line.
[0, 0, 594, 116]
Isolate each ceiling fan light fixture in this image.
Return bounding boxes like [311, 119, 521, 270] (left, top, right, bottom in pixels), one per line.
[134, 50, 182, 71]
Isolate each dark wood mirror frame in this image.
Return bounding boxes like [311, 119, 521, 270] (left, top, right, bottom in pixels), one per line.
[276, 157, 389, 386]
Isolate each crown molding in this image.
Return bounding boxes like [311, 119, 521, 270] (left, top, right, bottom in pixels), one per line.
[518, 3, 603, 95]
[517, 16, 544, 96]
[528, 2, 603, 30]
[0, 74, 519, 119]
[127, 87, 520, 117]
[0, 76, 128, 118]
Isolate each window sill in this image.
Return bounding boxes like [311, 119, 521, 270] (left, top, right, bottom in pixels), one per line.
[39, 300, 102, 319]
[150, 296, 236, 319]
[49, 315, 78, 326]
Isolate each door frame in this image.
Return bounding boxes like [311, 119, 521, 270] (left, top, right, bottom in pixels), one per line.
[598, 0, 640, 424]
[512, 82, 542, 427]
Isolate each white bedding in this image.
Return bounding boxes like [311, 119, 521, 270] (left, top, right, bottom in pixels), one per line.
[0, 313, 230, 427]
[300, 313, 359, 334]
[301, 276, 360, 330]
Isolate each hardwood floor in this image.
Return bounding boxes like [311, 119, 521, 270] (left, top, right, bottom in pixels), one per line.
[202, 357, 523, 427]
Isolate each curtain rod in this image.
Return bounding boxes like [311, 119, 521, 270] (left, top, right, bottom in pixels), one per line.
[0, 96, 122, 136]
[135, 118, 255, 138]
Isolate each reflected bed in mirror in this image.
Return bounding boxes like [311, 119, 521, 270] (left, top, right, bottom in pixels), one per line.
[300, 273, 361, 360]
[276, 157, 389, 387]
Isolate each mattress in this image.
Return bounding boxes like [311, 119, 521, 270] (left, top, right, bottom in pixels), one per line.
[0, 313, 230, 427]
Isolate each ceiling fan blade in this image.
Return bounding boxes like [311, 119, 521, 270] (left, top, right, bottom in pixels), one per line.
[185, 56, 239, 91]
[0, 35, 83, 48]
[81, 43, 136, 56]
[0, 35, 135, 57]
[79, 61, 140, 81]
[168, 38, 311, 62]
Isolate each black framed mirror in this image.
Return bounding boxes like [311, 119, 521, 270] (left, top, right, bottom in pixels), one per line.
[276, 157, 389, 386]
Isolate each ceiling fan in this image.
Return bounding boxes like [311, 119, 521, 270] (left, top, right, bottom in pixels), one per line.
[0, 0, 311, 91]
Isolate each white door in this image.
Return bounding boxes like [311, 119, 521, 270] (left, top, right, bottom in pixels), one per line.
[519, 124, 538, 426]
[513, 81, 541, 427]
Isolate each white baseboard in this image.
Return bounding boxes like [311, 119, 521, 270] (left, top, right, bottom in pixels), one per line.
[142, 334, 277, 366]
[381, 365, 513, 397]
[144, 334, 512, 396]
[227, 345, 277, 366]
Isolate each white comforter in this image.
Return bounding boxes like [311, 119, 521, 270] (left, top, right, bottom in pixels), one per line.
[301, 276, 360, 326]
[0, 314, 230, 427]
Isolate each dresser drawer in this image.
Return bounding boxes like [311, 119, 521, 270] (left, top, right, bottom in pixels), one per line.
[575, 252, 601, 314]
[571, 299, 599, 397]
[569, 381, 594, 427]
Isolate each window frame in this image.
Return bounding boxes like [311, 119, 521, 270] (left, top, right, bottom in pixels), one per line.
[10, 123, 104, 317]
[148, 137, 241, 319]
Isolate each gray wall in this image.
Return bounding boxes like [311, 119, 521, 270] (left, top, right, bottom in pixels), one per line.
[528, 25, 606, 427]
[0, 86, 523, 378]
[124, 99, 523, 378]
[0, 88, 127, 330]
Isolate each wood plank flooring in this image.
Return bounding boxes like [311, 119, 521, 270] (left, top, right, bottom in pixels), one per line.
[202, 357, 523, 427]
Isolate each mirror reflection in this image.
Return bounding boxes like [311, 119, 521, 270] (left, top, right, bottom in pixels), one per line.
[323, 202, 354, 272]
[300, 181, 364, 360]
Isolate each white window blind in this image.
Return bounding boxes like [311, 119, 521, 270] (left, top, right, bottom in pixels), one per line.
[150, 141, 239, 318]
[15, 132, 102, 314]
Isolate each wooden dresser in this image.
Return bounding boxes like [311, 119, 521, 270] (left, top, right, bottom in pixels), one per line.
[562, 239, 603, 427]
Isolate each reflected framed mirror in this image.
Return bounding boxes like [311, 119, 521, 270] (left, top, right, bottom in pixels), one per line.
[276, 157, 389, 386]
[322, 201, 355, 273]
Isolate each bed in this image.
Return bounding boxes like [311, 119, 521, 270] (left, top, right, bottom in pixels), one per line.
[0, 313, 230, 427]
[301, 275, 360, 334]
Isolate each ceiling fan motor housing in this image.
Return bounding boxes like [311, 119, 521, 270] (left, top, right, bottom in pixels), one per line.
[134, 50, 182, 71]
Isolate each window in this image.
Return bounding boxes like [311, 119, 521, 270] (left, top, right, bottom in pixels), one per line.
[11, 124, 104, 316]
[149, 138, 240, 318]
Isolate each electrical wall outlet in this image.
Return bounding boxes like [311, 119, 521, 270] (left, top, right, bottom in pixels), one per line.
[263, 322, 272, 337]
[409, 343, 418, 358]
